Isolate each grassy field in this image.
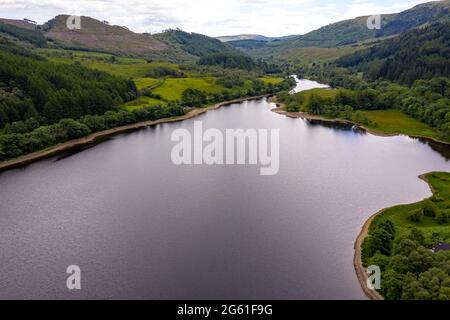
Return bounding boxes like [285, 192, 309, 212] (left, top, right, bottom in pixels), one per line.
[77, 60, 179, 78]
[134, 78, 162, 90]
[261, 76, 283, 85]
[372, 172, 450, 241]
[362, 110, 446, 142]
[124, 97, 167, 111]
[37, 48, 180, 78]
[152, 77, 222, 101]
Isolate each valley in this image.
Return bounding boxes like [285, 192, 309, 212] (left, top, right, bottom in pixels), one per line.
[0, 0, 449, 301]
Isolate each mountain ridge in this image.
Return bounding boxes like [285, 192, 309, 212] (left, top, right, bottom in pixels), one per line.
[229, 0, 450, 60]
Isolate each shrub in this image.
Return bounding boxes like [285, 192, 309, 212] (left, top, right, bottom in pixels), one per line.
[423, 201, 439, 218]
[436, 210, 449, 224]
[408, 209, 424, 223]
[58, 119, 91, 139]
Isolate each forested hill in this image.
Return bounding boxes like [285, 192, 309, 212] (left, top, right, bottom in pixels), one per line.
[153, 29, 241, 58]
[376, 0, 450, 37]
[153, 29, 261, 70]
[0, 38, 137, 128]
[336, 22, 450, 85]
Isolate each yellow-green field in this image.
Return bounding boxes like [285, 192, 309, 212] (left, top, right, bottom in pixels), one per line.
[124, 97, 167, 111]
[152, 77, 222, 101]
[261, 77, 283, 85]
[362, 110, 446, 142]
[134, 78, 161, 90]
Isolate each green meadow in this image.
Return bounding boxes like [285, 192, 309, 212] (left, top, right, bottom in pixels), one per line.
[152, 77, 222, 101]
[362, 110, 446, 142]
[36, 48, 283, 110]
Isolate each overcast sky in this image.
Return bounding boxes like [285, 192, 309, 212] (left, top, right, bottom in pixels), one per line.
[0, 0, 430, 36]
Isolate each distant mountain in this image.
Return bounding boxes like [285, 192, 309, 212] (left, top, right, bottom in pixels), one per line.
[217, 34, 298, 42]
[217, 34, 274, 42]
[234, 0, 450, 60]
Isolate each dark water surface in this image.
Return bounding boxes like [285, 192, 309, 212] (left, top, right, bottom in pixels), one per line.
[1, 80, 449, 299]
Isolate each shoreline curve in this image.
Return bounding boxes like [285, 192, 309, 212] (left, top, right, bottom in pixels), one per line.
[269, 100, 447, 300]
[270, 103, 450, 146]
[353, 174, 435, 300]
[0, 94, 272, 173]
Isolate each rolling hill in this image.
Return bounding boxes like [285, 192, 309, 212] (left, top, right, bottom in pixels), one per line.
[216, 34, 275, 42]
[231, 0, 450, 61]
[0, 16, 252, 63]
[0, 18, 37, 30]
[43, 15, 168, 57]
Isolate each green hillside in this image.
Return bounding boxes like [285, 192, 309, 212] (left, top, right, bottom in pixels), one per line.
[337, 22, 450, 85]
[0, 38, 137, 128]
[232, 0, 450, 61]
[154, 29, 240, 59]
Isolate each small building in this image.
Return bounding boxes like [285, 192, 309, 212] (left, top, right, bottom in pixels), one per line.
[432, 242, 450, 253]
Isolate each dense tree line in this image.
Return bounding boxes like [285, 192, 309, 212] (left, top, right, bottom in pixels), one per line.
[0, 104, 185, 161]
[198, 52, 282, 73]
[0, 39, 137, 129]
[216, 74, 245, 88]
[362, 224, 450, 300]
[145, 65, 184, 78]
[198, 52, 256, 70]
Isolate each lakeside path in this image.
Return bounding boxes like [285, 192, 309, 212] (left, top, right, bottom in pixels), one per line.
[0, 94, 272, 173]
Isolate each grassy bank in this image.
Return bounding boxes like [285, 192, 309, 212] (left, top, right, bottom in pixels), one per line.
[278, 88, 449, 144]
[362, 110, 445, 142]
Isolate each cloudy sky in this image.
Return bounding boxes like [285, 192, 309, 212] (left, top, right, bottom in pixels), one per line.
[0, 0, 430, 36]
